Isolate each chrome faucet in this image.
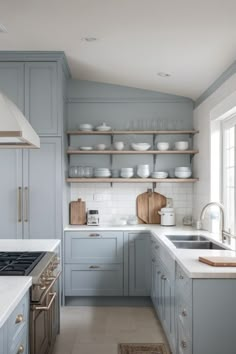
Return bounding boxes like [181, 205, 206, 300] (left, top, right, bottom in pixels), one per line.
[199, 202, 226, 243]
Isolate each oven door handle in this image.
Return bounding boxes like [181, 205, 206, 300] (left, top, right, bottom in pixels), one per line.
[35, 292, 56, 311]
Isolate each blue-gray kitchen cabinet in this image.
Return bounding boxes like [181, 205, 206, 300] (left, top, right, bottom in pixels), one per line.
[151, 238, 176, 354]
[22, 137, 62, 239]
[64, 231, 124, 296]
[128, 232, 151, 296]
[0, 59, 63, 240]
[0, 291, 29, 354]
[176, 264, 236, 354]
[24, 62, 58, 136]
[0, 63, 24, 239]
[64, 231, 124, 264]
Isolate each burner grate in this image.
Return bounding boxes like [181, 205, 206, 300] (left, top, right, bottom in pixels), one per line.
[0, 252, 46, 275]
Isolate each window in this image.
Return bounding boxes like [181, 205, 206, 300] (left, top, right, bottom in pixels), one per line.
[222, 116, 236, 234]
[211, 109, 236, 243]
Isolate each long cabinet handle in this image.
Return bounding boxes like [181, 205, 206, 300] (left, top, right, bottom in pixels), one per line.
[18, 187, 22, 222]
[24, 187, 28, 222]
[89, 265, 100, 269]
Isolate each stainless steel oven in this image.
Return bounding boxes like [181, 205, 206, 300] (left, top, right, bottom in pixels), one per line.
[29, 252, 61, 354]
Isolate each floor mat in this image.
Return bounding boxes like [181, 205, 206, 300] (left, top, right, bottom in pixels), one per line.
[118, 343, 168, 354]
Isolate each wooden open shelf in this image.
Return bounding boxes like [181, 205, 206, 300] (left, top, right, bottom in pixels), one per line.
[67, 130, 199, 135]
[66, 177, 199, 183]
[67, 149, 199, 155]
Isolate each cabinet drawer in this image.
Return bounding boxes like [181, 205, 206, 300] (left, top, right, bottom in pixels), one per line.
[65, 264, 123, 296]
[8, 293, 28, 345]
[10, 325, 27, 354]
[178, 321, 192, 354]
[177, 296, 192, 337]
[65, 231, 124, 263]
[159, 245, 175, 277]
[176, 264, 192, 300]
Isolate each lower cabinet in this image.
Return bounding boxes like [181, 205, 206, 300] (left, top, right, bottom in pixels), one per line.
[0, 291, 29, 354]
[151, 237, 176, 354]
[64, 231, 124, 297]
[128, 232, 151, 296]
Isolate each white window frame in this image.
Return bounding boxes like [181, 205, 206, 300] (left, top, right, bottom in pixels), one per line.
[221, 115, 236, 234]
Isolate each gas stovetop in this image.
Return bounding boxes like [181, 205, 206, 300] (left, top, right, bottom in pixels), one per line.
[0, 251, 46, 275]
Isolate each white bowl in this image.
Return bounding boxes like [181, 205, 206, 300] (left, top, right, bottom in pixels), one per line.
[175, 166, 191, 172]
[174, 171, 192, 178]
[95, 144, 106, 150]
[120, 171, 134, 178]
[157, 142, 169, 151]
[79, 123, 93, 131]
[95, 123, 112, 131]
[175, 141, 189, 150]
[114, 141, 124, 150]
[151, 171, 168, 178]
[131, 143, 151, 151]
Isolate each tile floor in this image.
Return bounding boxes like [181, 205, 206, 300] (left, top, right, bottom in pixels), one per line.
[52, 306, 170, 354]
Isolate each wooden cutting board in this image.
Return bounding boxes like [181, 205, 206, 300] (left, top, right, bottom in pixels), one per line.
[199, 256, 236, 267]
[69, 198, 86, 225]
[136, 190, 166, 224]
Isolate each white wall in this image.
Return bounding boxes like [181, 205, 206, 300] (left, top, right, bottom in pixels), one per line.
[193, 73, 236, 222]
[70, 183, 193, 225]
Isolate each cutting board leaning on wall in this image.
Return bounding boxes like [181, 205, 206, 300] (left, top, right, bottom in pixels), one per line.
[136, 190, 167, 224]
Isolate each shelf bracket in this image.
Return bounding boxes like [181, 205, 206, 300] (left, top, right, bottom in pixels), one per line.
[152, 182, 157, 191]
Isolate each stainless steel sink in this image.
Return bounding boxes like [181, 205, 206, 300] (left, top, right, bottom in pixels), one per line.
[166, 234, 208, 241]
[172, 241, 226, 250]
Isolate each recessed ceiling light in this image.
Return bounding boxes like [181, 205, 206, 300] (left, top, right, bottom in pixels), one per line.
[0, 24, 7, 33]
[157, 72, 171, 77]
[81, 37, 98, 42]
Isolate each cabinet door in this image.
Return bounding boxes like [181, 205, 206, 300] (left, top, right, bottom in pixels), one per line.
[23, 137, 62, 239]
[65, 231, 124, 263]
[0, 63, 24, 239]
[128, 233, 150, 296]
[25, 62, 58, 135]
[65, 264, 123, 296]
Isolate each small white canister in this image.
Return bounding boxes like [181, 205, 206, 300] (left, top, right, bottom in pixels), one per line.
[158, 207, 176, 226]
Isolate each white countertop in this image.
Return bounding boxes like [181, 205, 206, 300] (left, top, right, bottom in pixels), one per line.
[0, 239, 61, 328]
[0, 276, 32, 328]
[0, 239, 60, 252]
[65, 224, 236, 278]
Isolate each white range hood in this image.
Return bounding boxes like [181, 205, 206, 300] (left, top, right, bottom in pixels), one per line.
[0, 92, 40, 148]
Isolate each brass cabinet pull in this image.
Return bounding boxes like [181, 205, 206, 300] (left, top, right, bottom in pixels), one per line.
[17, 344, 24, 354]
[181, 340, 187, 348]
[24, 187, 28, 222]
[161, 275, 167, 280]
[35, 292, 56, 311]
[18, 187, 22, 222]
[89, 265, 100, 269]
[155, 245, 159, 249]
[89, 233, 100, 237]
[179, 274, 184, 279]
[182, 309, 187, 317]
[157, 271, 161, 274]
[15, 314, 24, 324]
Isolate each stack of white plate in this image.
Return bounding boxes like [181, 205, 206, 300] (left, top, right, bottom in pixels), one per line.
[94, 168, 111, 178]
[174, 167, 191, 178]
[151, 171, 168, 179]
[120, 168, 134, 178]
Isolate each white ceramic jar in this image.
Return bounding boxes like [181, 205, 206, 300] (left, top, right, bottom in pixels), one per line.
[137, 164, 150, 178]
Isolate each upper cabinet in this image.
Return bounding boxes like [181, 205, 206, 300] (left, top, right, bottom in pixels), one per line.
[25, 62, 58, 135]
[0, 52, 70, 136]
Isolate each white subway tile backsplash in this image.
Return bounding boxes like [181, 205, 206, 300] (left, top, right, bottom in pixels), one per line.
[70, 183, 193, 225]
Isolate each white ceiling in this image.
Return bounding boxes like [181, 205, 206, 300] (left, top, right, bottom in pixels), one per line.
[1, 0, 236, 100]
